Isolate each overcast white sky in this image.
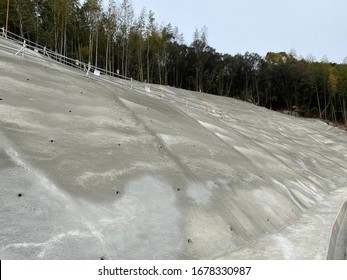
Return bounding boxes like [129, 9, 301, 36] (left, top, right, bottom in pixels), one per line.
[95, 0, 347, 63]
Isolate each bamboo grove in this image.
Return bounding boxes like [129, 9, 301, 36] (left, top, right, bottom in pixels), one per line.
[1, 0, 347, 124]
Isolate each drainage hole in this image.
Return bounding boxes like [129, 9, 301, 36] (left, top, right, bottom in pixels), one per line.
[18, 193, 23, 197]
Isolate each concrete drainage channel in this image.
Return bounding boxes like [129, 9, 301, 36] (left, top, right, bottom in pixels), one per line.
[327, 201, 347, 259]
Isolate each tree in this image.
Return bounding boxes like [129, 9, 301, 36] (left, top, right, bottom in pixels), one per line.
[81, 0, 101, 64]
[12, 0, 35, 38]
[103, 0, 117, 74]
[118, 0, 134, 76]
[131, 7, 146, 81]
[192, 26, 208, 92]
[3, 0, 346, 126]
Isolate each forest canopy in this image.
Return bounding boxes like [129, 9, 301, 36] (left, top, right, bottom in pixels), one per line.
[1, 0, 347, 124]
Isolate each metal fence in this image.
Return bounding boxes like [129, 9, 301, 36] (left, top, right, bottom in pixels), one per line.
[0, 27, 225, 119]
[0, 27, 130, 80]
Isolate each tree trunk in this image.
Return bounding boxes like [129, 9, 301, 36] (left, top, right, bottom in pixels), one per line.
[95, 27, 98, 67]
[14, 4, 24, 38]
[314, 77, 322, 118]
[343, 98, 347, 125]
[157, 53, 161, 85]
[125, 38, 129, 77]
[227, 76, 234, 97]
[146, 42, 150, 82]
[196, 68, 199, 91]
[36, 0, 39, 42]
[122, 38, 125, 76]
[105, 37, 109, 74]
[88, 30, 92, 63]
[112, 42, 115, 74]
[138, 43, 143, 81]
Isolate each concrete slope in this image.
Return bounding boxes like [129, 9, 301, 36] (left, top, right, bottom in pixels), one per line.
[1, 45, 347, 260]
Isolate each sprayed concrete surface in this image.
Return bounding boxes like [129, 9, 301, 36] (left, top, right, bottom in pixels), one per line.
[1, 39, 347, 260]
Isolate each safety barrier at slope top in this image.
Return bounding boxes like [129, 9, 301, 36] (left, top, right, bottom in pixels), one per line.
[0, 28, 225, 119]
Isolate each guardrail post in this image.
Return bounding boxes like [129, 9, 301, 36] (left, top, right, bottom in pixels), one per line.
[86, 61, 91, 76]
[22, 40, 26, 58]
[1, 27, 5, 37]
[144, 81, 150, 93]
[15, 40, 26, 58]
[43, 47, 51, 59]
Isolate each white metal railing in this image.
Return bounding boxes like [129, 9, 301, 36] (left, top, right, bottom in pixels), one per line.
[0, 27, 225, 119]
[0, 27, 130, 80]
